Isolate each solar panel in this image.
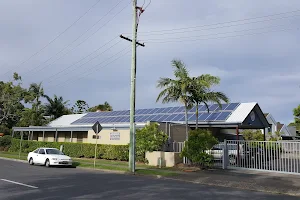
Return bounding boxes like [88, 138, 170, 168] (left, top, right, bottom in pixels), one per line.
[142, 109, 153, 115]
[205, 112, 221, 121]
[176, 106, 186, 113]
[166, 106, 179, 113]
[224, 103, 239, 111]
[172, 114, 185, 121]
[215, 111, 231, 121]
[208, 104, 220, 112]
[198, 105, 209, 112]
[155, 108, 166, 114]
[146, 115, 158, 121]
[158, 114, 171, 122]
[198, 112, 211, 121]
[136, 109, 147, 115]
[147, 108, 160, 114]
[164, 114, 178, 121]
[188, 113, 196, 121]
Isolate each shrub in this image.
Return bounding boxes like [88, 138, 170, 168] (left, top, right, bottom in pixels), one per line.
[135, 123, 169, 163]
[0, 135, 12, 150]
[9, 139, 129, 161]
[180, 129, 218, 168]
[241, 129, 264, 141]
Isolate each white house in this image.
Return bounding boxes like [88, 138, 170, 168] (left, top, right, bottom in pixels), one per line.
[263, 113, 294, 138]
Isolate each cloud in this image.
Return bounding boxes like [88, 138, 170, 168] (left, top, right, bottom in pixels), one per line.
[0, 0, 299, 125]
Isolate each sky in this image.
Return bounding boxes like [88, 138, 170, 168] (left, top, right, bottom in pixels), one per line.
[0, 0, 299, 125]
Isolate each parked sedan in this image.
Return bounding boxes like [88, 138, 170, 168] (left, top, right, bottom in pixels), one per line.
[27, 148, 72, 167]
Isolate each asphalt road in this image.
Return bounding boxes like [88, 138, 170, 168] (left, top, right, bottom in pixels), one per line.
[0, 159, 298, 200]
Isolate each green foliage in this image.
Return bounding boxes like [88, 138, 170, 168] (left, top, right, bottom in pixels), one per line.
[0, 125, 11, 135]
[44, 94, 71, 120]
[181, 129, 218, 168]
[72, 100, 89, 114]
[17, 108, 47, 127]
[268, 131, 282, 141]
[241, 129, 264, 141]
[135, 123, 169, 163]
[0, 135, 12, 148]
[88, 101, 113, 112]
[9, 139, 129, 161]
[0, 73, 27, 127]
[292, 105, 300, 131]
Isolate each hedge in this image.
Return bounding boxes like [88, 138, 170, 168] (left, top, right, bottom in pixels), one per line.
[9, 139, 130, 161]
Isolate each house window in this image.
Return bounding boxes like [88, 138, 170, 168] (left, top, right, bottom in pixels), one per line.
[92, 135, 100, 139]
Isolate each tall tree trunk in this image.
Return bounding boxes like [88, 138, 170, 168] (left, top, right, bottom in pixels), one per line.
[184, 101, 189, 141]
[196, 103, 199, 129]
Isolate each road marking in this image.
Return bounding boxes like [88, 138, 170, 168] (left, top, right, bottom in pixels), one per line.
[0, 179, 38, 189]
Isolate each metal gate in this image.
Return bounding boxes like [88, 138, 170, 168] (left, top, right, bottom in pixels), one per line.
[221, 140, 300, 174]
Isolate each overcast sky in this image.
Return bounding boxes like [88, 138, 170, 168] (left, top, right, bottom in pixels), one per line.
[0, 0, 299, 125]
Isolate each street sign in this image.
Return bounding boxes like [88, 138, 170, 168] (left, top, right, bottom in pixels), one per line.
[92, 121, 102, 134]
[92, 121, 102, 169]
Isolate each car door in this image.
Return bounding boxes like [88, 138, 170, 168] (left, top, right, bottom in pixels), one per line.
[31, 148, 40, 163]
[36, 149, 47, 165]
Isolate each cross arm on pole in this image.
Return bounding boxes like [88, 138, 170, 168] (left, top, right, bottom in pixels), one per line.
[120, 35, 145, 47]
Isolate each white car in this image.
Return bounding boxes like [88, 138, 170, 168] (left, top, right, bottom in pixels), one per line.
[205, 143, 247, 165]
[27, 148, 73, 167]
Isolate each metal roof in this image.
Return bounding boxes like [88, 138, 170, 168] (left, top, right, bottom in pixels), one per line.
[13, 102, 270, 132]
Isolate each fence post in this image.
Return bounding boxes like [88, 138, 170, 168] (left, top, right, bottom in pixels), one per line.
[223, 139, 228, 169]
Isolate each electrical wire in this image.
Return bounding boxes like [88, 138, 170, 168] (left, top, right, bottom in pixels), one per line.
[45, 38, 122, 84]
[45, 45, 131, 91]
[145, 26, 299, 44]
[124, 8, 300, 35]
[1, 0, 102, 77]
[21, 0, 129, 78]
[142, 23, 292, 42]
[136, 13, 300, 36]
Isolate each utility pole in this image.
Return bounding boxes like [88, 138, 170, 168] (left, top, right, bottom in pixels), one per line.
[128, 0, 138, 174]
[121, 0, 145, 174]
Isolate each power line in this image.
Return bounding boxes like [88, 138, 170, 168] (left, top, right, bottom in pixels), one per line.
[45, 38, 121, 84]
[142, 23, 292, 42]
[45, 45, 130, 91]
[1, 0, 102, 77]
[145, 26, 299, 44]
[125, 8, 300, 35]
[135, 13, 300, 36]
[21, 0, 129, 78]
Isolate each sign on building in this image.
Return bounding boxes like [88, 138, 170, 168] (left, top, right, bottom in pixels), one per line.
[110, 132, 120, 140]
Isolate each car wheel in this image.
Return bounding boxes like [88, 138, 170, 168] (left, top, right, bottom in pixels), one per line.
[45, 159, 50, 167]
[29, 157, 34, 165]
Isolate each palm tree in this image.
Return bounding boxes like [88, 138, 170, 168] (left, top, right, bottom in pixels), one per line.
[43, 95, 70, 120]
[28, 82, 44, 110]
[156, 59, 193, 140]
[190, 75, 229, 129]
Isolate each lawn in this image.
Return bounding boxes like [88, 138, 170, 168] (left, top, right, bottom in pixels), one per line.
[0, 151, 178, 177]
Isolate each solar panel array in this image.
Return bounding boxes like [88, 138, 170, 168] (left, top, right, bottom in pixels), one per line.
[71, 103, 240, 125]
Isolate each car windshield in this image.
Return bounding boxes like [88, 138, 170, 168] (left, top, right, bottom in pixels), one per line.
[46, 149, 64, 155]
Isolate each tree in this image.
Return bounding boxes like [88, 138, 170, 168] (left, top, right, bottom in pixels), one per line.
[88, 101, 113, 112]
[44, 95, 71, 120]
[241, 129, 264, 141]
[181, 129, 218, 168]
[190, 74, 229, 129]
[156, 59, 193, 140]
[135, 123, 168, 163]
[27, 82, 44, 110]
[17, 108, 47, 127]
[72, 100, 89, 114]
[290, 105, 300, 131]
[0, 73, 27, 128]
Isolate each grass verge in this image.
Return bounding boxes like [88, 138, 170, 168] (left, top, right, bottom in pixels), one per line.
[0, 151, 178, 177]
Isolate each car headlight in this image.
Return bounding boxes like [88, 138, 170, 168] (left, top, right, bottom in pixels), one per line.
[51, 158, 57, 160]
